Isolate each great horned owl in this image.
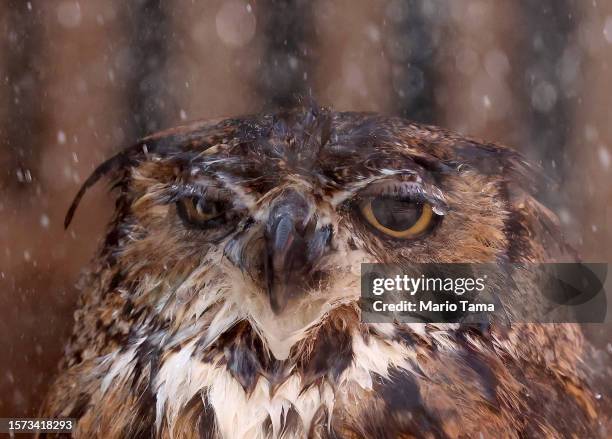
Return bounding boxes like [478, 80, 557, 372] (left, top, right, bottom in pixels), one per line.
[42, 106, 602, 438]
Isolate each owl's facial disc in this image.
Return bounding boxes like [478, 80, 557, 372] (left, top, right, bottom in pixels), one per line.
[173, 175, 447, 314]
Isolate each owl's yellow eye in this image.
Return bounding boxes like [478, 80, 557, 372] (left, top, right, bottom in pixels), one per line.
[360, 197, 434, 239]
[177, 196, 227, 228]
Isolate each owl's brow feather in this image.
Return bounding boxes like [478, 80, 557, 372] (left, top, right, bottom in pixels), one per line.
[328, 173, 448, 212]
[63, 115, 246, 228]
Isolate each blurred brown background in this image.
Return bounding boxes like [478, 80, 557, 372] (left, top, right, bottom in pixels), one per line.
[1, 0, 610, 417]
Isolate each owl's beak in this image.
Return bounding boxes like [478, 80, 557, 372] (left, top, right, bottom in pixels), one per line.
[263, 191, 332, 314]
[264, 213, 309, 313]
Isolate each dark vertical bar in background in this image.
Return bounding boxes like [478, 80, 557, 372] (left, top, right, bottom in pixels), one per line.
[0, 1, 45, 191]
[256, 0, 314, 110]
[385, 0, 441, 124]
[518, 0, 576, 182]
[122, 0, 174, 139]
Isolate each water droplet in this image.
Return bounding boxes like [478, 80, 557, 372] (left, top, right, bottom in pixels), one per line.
[432, 206, 446, 216]
[16, 168, 32, 183]
[531, 81, 558, 112]
[40, 214, 50, 229]
[598, 146, 610, 170]
[365, 24, 381, 43]
[288, 56, 299, 70]
[585, 125, 599, 142]
[604, 16, 612, 44]
[57, 130, 67, 144]
[558, 208, 572, 225]
[57, 1, 82, 28]
[483, 95, 491, 109]
[215, 0, 257, 47]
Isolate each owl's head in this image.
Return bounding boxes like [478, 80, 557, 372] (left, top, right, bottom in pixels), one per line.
[68, 105, 566, 355]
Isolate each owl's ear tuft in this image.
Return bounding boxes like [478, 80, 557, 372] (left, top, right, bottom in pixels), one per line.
[64, 152, 128, 229]
[64, 143, 146, 229]
[64, 118, 239, 229]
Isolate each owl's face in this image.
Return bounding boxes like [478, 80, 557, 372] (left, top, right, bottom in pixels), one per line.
[76, 106, 548, 357]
